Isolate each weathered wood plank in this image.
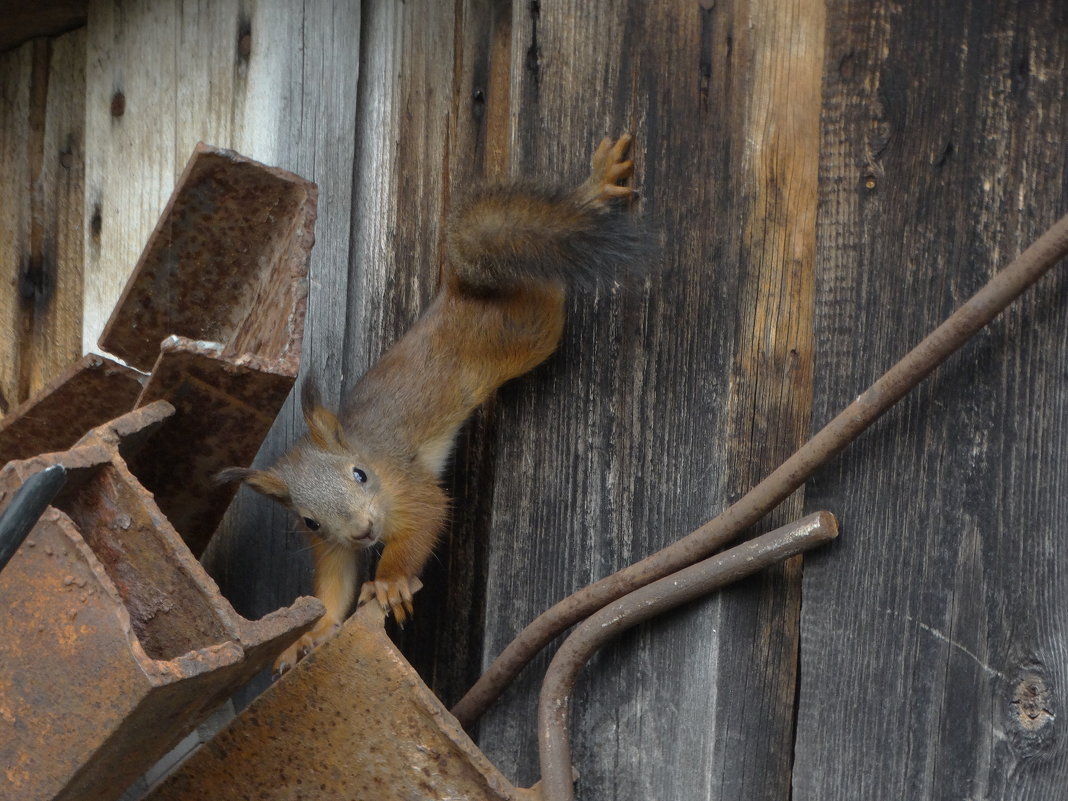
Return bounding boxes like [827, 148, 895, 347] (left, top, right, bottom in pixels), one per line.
[317, 0, 505, 709]
[473, 1, 824, 797]
[0, 43, 31, 417]
[0, 30, 85, 415]
[795, 0, 1068, 797]
[194, 0, 363, 697]
[84, 0, 180, 352]
[82, 0, 362, 704]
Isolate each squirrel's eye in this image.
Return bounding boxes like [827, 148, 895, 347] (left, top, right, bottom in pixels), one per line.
[352, 467, 368, 484]
[303, 517, 320, 531]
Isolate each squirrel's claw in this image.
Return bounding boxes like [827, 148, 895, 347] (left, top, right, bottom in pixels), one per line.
[271, 614, 340, 677]
[359, 576, 417, 626]
[578, 133, 638, 206]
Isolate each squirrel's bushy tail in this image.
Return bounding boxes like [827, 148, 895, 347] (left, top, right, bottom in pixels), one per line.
[446, 183, 649, 294]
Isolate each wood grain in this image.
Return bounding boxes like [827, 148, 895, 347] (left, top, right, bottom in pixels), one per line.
[0, 30, 85, 415]
[195, 0, 363, 704]
[334, 0, 470, 702]
[794, 0, 1068, 797]
[84, 0, 180, 352]
[473, 1, 824, 797]
[81, 0, 362, 703]
[8, 2, 1065, 798]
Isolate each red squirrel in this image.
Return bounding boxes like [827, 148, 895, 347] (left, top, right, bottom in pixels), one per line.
[219, 134, 644, 672]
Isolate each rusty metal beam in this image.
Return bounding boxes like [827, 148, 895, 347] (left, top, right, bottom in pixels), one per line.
[99, 144, 314, 375]
[145, 598, 538, 801]
[0, 403, 323, 801]
[0, 354, 144, 466]
[1, 144, 317, 556]
[98, 143, 316, 556]
[129, 336, 296, 555]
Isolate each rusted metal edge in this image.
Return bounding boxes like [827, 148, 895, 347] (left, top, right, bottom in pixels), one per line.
[2, 145, 318, 555]
[0, 354, 145, 466]
[452, 209, 1068, 728]
[145, 599, 538, 801]
[0, 404, 323, 801]
[536, 512, 838, 801]
[88, 143, 317, 554]
[129, 336, 297, 556]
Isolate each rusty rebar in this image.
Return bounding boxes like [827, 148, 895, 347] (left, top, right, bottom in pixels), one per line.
[537, 511, 838, 801]
[451, 210, 1068, 728]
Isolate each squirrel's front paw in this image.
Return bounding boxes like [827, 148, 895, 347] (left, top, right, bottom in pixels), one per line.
[358, 576, 417, 626]
[273, 615, 341, 676]
[578, 133, 636, 206]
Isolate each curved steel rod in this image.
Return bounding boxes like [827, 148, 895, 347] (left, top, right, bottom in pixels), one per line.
[451, 210, 1068, 728]
[537, 511, 838, 801]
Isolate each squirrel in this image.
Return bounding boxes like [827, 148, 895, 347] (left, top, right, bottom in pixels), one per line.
[218, 134, 645, 673]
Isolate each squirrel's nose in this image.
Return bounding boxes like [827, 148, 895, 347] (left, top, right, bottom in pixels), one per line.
[352, 522, 376, 545]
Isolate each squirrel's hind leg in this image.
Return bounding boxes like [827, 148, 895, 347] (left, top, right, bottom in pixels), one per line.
[573, 133, 637, 207]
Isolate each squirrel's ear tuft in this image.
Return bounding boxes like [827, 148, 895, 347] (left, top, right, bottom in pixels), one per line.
[215, 467, 291, 503]
[300, 373, 323, 416]
[300, 374, 347, 452]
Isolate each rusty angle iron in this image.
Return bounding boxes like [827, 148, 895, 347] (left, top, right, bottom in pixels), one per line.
[0, 144, 321, 801]
[0, 355, 144, 467]
[146, 600, 540, 801]
[140, 514, 837, 801]
[0, 402, 323, 801]
[100, 144, 316, 556]
[0, 143, 317, 557]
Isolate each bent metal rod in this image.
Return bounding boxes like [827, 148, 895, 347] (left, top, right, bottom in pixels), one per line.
[452, 210, 1068, 731]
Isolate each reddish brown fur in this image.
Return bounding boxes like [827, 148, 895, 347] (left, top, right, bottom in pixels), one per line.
[219, 135, 641, 672]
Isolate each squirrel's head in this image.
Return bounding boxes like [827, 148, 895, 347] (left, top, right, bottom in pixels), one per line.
[216, 377, 386, 548]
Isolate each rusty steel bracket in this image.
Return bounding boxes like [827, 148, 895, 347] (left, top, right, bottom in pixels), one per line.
[144, 598, 540, 801]
[0, 143, 316, 557]
[0, 402, 323, 801]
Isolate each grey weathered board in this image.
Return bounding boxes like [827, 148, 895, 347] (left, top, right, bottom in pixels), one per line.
[0, 30, 85, 416]
[795, 1, 1068, 798]
[471, 2, 823, 797]
[1, 1, 1067, 799]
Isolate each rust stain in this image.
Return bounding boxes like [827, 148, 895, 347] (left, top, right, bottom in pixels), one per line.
[130, 337, 296, 555]
[147, 602, 539, 801]
[0, 404, 322, 801]
[0, 354, 145, 466]
[98, 143, 315, 375]
[3, 143, 317, 557]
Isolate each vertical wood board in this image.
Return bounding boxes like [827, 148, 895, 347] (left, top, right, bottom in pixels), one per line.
[795, 1, 1068, 797]
[0, 31, 85, 414]
[474, 2, 824, 798]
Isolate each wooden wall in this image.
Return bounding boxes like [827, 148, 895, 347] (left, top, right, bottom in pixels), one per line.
[1, 1, 1066, 798]
[796, 2, 1068, 797]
